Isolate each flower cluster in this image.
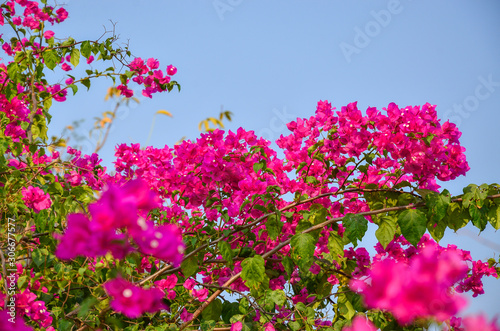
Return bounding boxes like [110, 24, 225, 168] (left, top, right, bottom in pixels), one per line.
[21, 186, 52, 213]
[0, 1, 68, 29]
[277, 101, 469, 195]
[64, 147, 109, 190]
[0, 67, 30, 141]
[117, 57, 178, 98]
[15, 289, 53, 329]
[56, 179, 185, 265]
[456, 260, 498, 297]
[351, 241, 468, 324]
[154, 274, 178, 300]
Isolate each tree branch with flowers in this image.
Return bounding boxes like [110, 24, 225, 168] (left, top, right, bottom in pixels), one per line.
[1, 1, 499, 331]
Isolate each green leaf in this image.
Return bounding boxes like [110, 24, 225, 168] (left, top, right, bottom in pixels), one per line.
[180, 255, 198, 278]
[282, 255, 294, 280]
[425, 191, 451, 223]
[291, 233, 316, 272]
[200, 320, 216, 331]
[253, 162, 264, 173]
[17, 276, 27, 290]
[70, 48, 80, 67]
[241, 255, 265, 289]
[218, 241, 233, 266]
[268, 289, 286, 306]
[487, 204, 500, 230]
[462, 184, 489, 208]
[423, 133, 436, 146]
[342, 213, 368, 247]
[201, 298, 222, 322]
[77, 296, 97, 318]
[80, 40, 91, 58]
[81, 78, 91, 90]
[375, 216, 396, 249]
[58, 319, 74, 331]
[469, 205, 487, 232]
[397, 209, 427, 247]
[221, 302, 240, 325]
[266, 214, 282, 240]
[68, 84, 78, 95]
[289, 321, 302, 331]
[43, 49, 59, 70]
[327, 232, 344, 261]
[337, 292, 356, 320]
[427, 217, 447, 242]
[48, 181, 63, 195]
[7, 62, 19, 80]
[33, 248, 48, 267]
[445, 202, 469, 231]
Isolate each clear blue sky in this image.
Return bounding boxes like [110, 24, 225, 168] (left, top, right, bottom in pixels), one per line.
[42, 0, 500, 318]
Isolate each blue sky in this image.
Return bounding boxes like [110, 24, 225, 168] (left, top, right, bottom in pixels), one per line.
[41, 0, 500, 318]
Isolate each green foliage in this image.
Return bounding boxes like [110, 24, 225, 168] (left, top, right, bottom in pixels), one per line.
[397, 209, 427, 247]
[342, 213, 368, 247]
[241, 255, 266, 289]
[291, 233, 316, 272]
[375, 216, 397, 249]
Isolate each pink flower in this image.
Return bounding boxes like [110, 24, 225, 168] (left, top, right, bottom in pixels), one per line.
[183, 279, 196, 290]
[21, 186, 51, 213]
[342, 316, 377, 331]
[147, 57, 159, 70]
[231, 321, 243, 331]
[43, 30, 54, 39]
[462, 314, 500, 331]
[167, 64, 177, 76]
[55, 213, 132, 260]
[104, 278, 167, 318]
[166, 290, 176, 300]
[61, 63, 72, 71]
[129, 220, 185, 266]
[117, 84, 133, 97]
[56, 7, 68, 22]
[192, 288, 209, 301]
[0, 309, 33, 330]
[87, 55, 94, 64]
[309, 263, 321, 274]
[351, 244, 468, 324]
[180, 308, 193, 322]
[65, 77, 74, 85]
[263, 323, 275, 331]
[155, 274, 178, 292]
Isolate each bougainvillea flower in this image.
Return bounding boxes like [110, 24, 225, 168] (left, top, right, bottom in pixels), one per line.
[230, 321, 243, 331]
[0, 309, 33, 330]
[166, 64, 177, 76]
[89, 179, 160, 231]
[342, 316, 377, 331]
[55, 214, 132, 260]
[155, 274, 178, 292]
[21, 186, 52, 213]
[191, 288, 209, 301]
[462, 314, 500, 331]
[351, 244, 468, 324]
[132, 220, 185, 266]
[104, 277, 167, 318]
